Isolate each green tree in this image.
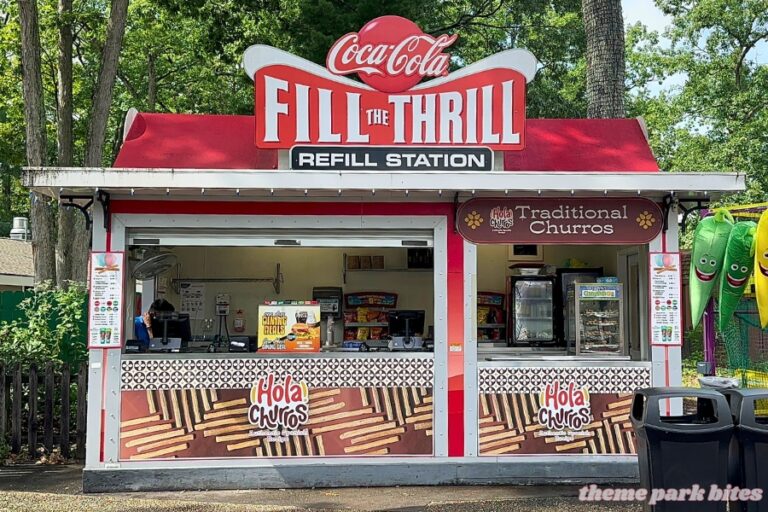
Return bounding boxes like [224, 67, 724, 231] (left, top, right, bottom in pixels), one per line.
[626, 0, 768, 201]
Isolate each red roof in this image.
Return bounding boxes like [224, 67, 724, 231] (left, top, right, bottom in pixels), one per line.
[506, 119, 658, 172]
[114, 113, 659, 172]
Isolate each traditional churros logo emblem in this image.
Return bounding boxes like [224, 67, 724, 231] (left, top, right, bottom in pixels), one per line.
[248, 374, 309, 430]
[537, 381, 593, 431]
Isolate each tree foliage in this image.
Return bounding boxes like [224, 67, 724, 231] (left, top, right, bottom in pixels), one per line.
[0, 281, 88, 366]
[627, 0, 768, 201]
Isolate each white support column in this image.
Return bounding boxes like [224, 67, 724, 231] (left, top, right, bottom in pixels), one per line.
[433, 218, 449, 457]
[649, 201, 682, 412]
[463, 241, 478, 456]
[86, 196, 106, 468]
[102, 214, 125, 464]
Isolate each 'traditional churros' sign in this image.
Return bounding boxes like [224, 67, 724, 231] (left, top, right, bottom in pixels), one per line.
[457, 197, 664, 244]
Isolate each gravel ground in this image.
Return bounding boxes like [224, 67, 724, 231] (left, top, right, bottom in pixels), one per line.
[0, 492, 644, 512]
[0, 491, 296, 512]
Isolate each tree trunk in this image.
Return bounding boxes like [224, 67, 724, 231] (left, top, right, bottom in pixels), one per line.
[582, 0, 626, 118]
[56, 0, 75, 287]
[147, 52, 156, 112]
[1, 166, 10, 216]
[18, 0, 56, 284]
[84, 0, 129, 167]
[72, 0, 129, 283]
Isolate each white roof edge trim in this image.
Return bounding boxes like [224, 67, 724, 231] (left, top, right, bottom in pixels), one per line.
[22, 169, 746, 194]
[122, 108, 139, 143]
[242, 45, 373, 89]
[242, 45, 538, 87]
[412, 49, 538, 87]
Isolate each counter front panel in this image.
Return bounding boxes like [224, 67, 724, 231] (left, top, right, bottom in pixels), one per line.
[119, 355, 434, 460]
[477, 363, 651, 457]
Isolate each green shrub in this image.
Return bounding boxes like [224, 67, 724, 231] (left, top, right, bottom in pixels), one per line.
[0, 281, 88, 367]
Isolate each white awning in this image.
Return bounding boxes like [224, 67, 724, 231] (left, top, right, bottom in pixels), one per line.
[23, 167, 745, 200]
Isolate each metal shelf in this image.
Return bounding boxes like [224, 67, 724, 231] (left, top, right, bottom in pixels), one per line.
[345, 322, 389, 327]
[478, 324, 505, 329]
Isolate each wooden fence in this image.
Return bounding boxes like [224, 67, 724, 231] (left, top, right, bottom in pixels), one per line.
[0, 362, 88, 459]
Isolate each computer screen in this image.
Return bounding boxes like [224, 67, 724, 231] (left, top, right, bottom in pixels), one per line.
[387, 310, 425, 338]
[151, 313, 192, 342]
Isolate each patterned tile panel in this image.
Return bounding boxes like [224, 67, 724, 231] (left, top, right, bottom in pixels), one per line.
[478, 366, 651, 394]
[121, 357, 435, 390]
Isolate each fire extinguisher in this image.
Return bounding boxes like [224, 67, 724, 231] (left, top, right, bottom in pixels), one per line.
[233, 309, 246, 333]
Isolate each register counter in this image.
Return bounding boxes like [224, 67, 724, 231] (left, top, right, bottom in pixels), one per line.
[474, 349, 651, 457]
[118, 350, 436, 461]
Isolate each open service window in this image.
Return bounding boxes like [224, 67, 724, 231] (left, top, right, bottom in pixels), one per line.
[123, 229, 436, 356]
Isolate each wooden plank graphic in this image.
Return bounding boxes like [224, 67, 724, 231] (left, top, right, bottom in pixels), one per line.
[478, 392, 636, 456]
[120, 386, 433, 460]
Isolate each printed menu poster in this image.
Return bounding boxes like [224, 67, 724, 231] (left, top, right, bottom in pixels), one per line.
[649, 252, 682, 346]
[258, 303, 321, 352]
[88, 252, 125, 349]
[179, 282, 205, 315]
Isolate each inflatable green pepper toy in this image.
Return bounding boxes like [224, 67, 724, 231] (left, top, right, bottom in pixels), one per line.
[690, 208, 734, 328]
[717, 221, 756, 330]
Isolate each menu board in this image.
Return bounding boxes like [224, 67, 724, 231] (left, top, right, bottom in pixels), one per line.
[87, 252, 125, 349]
[258, 302, 321, 352]
[649, 252, 682, 346]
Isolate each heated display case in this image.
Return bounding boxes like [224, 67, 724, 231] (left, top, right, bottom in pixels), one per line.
[507, 276, 555, 345]
[555, 268, 603, 347]
[574, 283, 625, 355]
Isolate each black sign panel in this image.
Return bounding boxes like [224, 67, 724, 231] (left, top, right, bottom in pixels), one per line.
[290, 146, 493, 171]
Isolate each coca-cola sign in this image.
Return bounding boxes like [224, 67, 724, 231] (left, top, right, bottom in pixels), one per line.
[243, 16, 537, 150]
[457, 197, 664, 244]
[326, 16, 457, 93]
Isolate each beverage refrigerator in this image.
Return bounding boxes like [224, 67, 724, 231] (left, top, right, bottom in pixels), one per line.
[506, 276, 556, 346]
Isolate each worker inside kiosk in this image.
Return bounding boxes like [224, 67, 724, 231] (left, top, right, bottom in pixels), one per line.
[125, 246, 435, 354]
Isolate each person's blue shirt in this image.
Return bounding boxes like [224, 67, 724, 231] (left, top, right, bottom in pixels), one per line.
[134, 316, 150, 345]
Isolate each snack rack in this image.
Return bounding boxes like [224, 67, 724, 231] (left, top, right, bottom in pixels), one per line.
[342, 292, 398, 349]
[476, 291, 506, 342]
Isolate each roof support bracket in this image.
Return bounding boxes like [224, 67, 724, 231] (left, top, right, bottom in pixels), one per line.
[661, 194, 675, 234]
[677, 199, 709, 236]
[59, 195, 94, 231]
[97, 190, 111, 232]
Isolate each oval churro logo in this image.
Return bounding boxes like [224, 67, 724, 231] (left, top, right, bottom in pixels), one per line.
[248, 374, 309, 430]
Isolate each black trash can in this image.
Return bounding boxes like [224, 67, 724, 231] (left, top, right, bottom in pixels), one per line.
[632, 387, 734, 512]
[721, 389, 768, 512]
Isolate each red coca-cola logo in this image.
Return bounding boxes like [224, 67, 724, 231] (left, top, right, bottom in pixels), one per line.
[326, 15, 457, 93]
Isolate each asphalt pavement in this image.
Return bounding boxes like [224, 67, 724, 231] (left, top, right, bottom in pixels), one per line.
[0, 464, 642, 511]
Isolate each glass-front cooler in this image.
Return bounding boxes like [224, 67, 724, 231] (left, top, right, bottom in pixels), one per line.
[574, 283, 625, 355]
[507, 276, 555, 345]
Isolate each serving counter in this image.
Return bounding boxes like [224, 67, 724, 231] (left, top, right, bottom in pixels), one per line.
[118, 351, 436, 460]
[474, 350, 651, 456]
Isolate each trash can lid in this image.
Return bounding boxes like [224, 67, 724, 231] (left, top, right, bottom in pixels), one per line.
[720, 388, 768, 427]
[632, 387, 733, 431]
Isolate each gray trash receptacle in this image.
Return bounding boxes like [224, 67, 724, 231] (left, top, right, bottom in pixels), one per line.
[631, 387, 734, 512]
[720, 389, 768, 512]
